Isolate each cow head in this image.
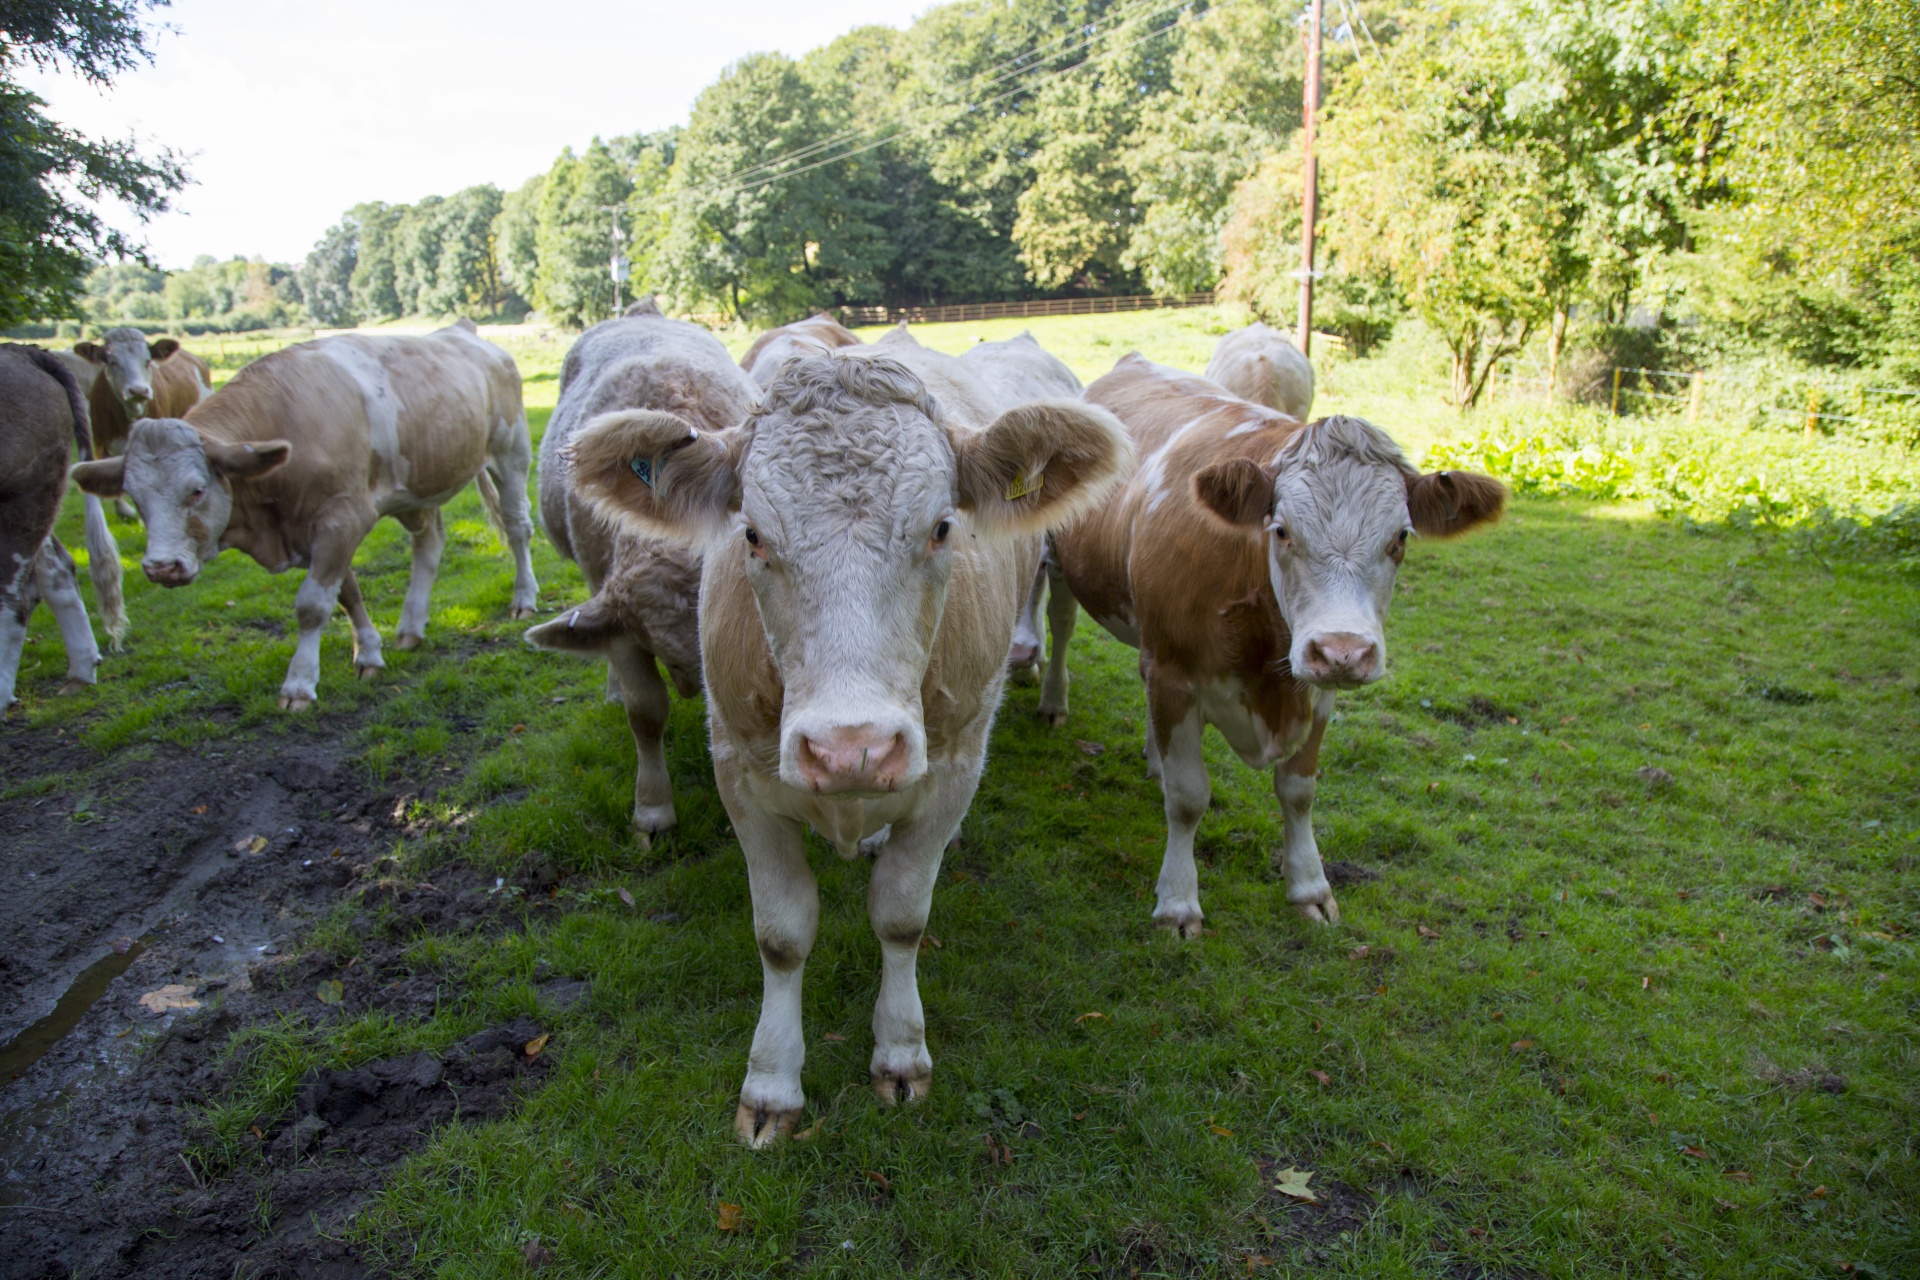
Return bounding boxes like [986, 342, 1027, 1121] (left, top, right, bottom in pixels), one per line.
[570, 353, 1130, 796]
[69, 418, 291, 585]
[74, 328, 180, 419]
[1193, 416, 1505, 689]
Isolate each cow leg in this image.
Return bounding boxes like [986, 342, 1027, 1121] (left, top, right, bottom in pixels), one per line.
[337, 569, 384, 681]
[1037, 564, 1078, 726]
[280, 525, 368, 712]
[0, 552, 36, 710]
[1274, 690, 1340, 925]
[485, 443, 540, 620]
[606, 635, 676, 844]
[1149, 682, 1209, 939]
[723, 767, 817, 1148]
[393, 509, 446, 650]
[1007, 562, 1047, 686]
[867, 759, 974, 1105]
[33, 538, 100, 693]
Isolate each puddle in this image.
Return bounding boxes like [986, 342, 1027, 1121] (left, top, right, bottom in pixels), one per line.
[0, 928, 164, 1085]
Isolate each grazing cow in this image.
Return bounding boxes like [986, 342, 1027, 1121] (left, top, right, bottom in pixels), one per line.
[73, 327, 213, 458]
[1043, 355, 1505, 934]
[739, 311, 861, 389]
[1, 344, 124, 708]
[524, 297, 759, 844]
[70, 320, 539, 711]
[958, 332, 1086, 683]
[567, 326, 1130, 1145]
[1206, 321, 1315, 421]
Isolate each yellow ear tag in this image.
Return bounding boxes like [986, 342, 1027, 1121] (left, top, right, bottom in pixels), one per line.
[1005, 470, 1045, 501]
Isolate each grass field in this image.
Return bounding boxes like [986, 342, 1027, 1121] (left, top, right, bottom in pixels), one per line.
[11, 312, 1919, 1277]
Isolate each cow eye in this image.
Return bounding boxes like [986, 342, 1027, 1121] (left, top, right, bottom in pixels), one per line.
[744, 527, 760, 547]
[1272, 523, 1289, 543]
[933, 519, 951, 544]
[188, 487, 206, 504]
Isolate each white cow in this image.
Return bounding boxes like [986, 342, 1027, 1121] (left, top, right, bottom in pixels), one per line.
[567, 326, 1131, 1145]
[1206, 321, 1315, 421]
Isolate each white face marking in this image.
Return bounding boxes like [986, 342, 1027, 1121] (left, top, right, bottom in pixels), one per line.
[99, 328, 157, 413]
[118, 418, 228, 581]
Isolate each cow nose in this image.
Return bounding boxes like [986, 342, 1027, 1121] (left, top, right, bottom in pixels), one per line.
[142, 558, 194, 586]
[127, 384, 151, 401]
[1302, 632, 1379, 685]
[796, 726, 913, 794]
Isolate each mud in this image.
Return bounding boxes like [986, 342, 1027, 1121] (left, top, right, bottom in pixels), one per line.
[0, 714, 551, 1279]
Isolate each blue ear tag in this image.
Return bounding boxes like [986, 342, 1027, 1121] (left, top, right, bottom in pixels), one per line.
[630, 455, 656, 490]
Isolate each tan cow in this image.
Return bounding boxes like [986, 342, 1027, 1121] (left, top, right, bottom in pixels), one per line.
[73, 328, 213, 457]
[71, 320, 539, 710]
[739, 312, 861, 389]
[524, 298, 759, 843]
[567, 326, 1130, 1145]
[1205, 321, 1314, 421]
[1043, 355, 1504, 934]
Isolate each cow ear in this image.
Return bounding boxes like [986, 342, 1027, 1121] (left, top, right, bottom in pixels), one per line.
[568, 409, 742, 544]
[206, 438, 292, 480]
[70, 456, 126, 498]
[523, 597, 619, 654]
[1406, 469, 1507, 538]
[148, 338, 180, 361]
[1193, 458, 1276, 528]
[954, 399, 1133, 537]
[73, 342, 104, 365]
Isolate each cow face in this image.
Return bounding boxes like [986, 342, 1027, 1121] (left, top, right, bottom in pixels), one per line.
[1195, 416, 1505, 689]
[69, 418, 290, 585]
[569, 355, 1130, 796]
[74, 328, 179, 419]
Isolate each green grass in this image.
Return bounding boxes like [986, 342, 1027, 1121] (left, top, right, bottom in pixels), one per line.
[13, 316, 1919, 1278]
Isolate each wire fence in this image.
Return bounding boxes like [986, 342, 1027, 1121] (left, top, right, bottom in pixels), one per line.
[834, 291, 1220, 327]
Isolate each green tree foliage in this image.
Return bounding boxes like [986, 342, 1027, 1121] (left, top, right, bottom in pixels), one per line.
[533, 138, 635, 327]
[155, 255, 302, 330]
[492, 175, 543, 316]
[0, 0, 187, 325]
[426, 184, 504, 317]
[301, 218, 357, 327]
[347, 201, 402, 322]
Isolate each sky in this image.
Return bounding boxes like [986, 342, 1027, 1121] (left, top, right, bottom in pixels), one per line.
[25, 0, 933, 270]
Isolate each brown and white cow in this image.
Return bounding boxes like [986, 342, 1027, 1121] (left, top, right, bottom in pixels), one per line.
[567, 326, 1130, 1145]
[524, 298, 759, 843]
[73, 327, 213, 458]
[1206, 321, 1315, 421]
[70, 320, 539, 710]
[739, 311, 862, 389]
[957, 332, 1086, 683]
[1043, 355, 1504, 934]
[2, 345, 124, 708]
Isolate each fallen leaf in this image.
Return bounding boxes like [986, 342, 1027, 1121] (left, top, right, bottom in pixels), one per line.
[315, 980, 344, 1006]
[863, 1169, 891, 1192]
[1073, 1111, 1087, 1121]
[1246, 1254, 1272, 1274]
[1510, 1039, 1535, 1052]
[249, 1125, 264, 1140]
[1636, 766, 1674, 785]
[1309, 1069, 1331, 1086]
[1722, 1170, 1753, 1182]
[1682, 1146, 1709, 1159]
[1273, 1167, 1317, 1202]
[190, 805, 207, 815]
[1209, 1124, 1235, 1136]
[793, 1122, 822, 1141]
[1808, 892, 1828, 909]
[919, 934, 942, 951]
[510, 723, 526, 734]
[233, 834, 267, 854]
[1713, 1197, 1737, 1213]
[524, 1033, 550, 1060]
[1505, 715, 1519, 724]
[522, 1239, 554, 1269]
[822, 1031, 847, 1042]
[1074, 1010, 1108, 1024]
[1426, 781, 1440, 794]
[1350, 944, 1370, 959]
[109, 936, 134, 954]
[138, 984, 201, 1015]
[1075, 739, 1106, 756]
[617, 887, 634, 908]
[715, 1202, 743, 1231]
[1643, 976, 1652, 990]
[1809, 1185, 1828, 1199]
[1653, 1071, 1674, 1085]
[1417, 924, 1442, 939]
[1469, 1226, 1487, 1238]
[1491, 1010, 1506, 1021]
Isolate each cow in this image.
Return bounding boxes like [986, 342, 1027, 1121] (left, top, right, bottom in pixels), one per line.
[48, 348, 101, 399]
[565, 325, 1131, 1145]
[69, 320, 539, 711]
[958, 332, 1086, 684]
[73, 327, 213, 458]
[2, 344, 124, 709]
[739, 311, 861, 389]
[1041, 355, 1505, 935]
[1206, 321, 1315, 421]
[523, 297, 759, 844]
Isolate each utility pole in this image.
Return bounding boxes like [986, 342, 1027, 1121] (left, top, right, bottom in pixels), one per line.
[1296, 0, 1324, 357]
[601, 203, 629, 318]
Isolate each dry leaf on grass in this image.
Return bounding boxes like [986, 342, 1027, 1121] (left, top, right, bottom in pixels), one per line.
[862, 1170, 890, 1192]
[822, 1032, 847, 1042]
[617, 887, 634, 908]
[1510, 1039, 1535, 1052]
[1209, 1124, 1235, 1137]
[793, 1122, 822, 1142]
[1722, 1170, 1752, 1182]
[1074, 1011, 1108, 1024]
[315, 980, 344, 1006]
[1681, 1145, 1709, 1159]
[233, 834, 267, 855]
[137, 985, 200, 1015]
[1273, 1168, 1317, 1202]
[715, 1202, 744, 1231]
[1417, 924, 1442, 939]
[1075, 739, 1106, 756]
[524, 1033, 550, 1061]
[1309, 1069, 1331, 1086]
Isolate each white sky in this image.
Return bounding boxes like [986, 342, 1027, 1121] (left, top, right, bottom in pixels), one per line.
[25, 0, 931, 270]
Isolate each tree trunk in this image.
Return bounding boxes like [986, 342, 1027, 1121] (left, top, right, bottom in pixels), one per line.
[1546, 305, 1567, 403]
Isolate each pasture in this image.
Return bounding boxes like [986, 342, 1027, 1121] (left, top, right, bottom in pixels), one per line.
[2, 314, 1916, 1278]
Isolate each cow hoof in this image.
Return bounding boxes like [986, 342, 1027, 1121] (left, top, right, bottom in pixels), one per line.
[278, 695, 315, 713]
[356, 663, 382, 682]
[1155, 913, 1205, 940]
[872, 1066, 932, 1107]
[393, 633, 423, 651]
[734, 1101, 801, 1149]
[1295, 895, 1341, 925]
[510, 606, 539, 621]
[857, 825, 893, 858]
[633, 804, 677, 845]
[1009, 665, 1039, 687]
[1037, 707, 1069, 727]
[57, 678, 95, 696]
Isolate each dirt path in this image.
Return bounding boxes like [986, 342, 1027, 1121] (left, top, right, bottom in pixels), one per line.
[0, 714, 551, 1278]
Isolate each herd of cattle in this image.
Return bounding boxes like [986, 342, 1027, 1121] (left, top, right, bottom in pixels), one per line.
[1, 308, 1503, 1144]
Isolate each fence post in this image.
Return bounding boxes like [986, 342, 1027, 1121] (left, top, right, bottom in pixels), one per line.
[1610, 367, 1622, 416]
[1687, 372, 1704, 425]
[1804, 389, 1820, 439]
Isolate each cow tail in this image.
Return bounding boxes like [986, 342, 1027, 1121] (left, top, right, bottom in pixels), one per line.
[21, 345, 128, 649]
[475, 467, 507, 536]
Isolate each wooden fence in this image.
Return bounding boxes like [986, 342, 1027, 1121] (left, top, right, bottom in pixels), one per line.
[835, 291, 1219, 327]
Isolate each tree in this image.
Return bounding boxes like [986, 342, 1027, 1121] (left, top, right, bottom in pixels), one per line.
[0, 0, 187, 325]
[532, 139, 633, 328]
[348, 201, 403, 322]
[301, 217, 357, 327]
[390, 195, 444, 317]
[426, 184, 503, 317]
[493, 175, 543, 315]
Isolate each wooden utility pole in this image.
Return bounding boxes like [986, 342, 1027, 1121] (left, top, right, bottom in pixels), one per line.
[1296, 0, 1324, 356]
